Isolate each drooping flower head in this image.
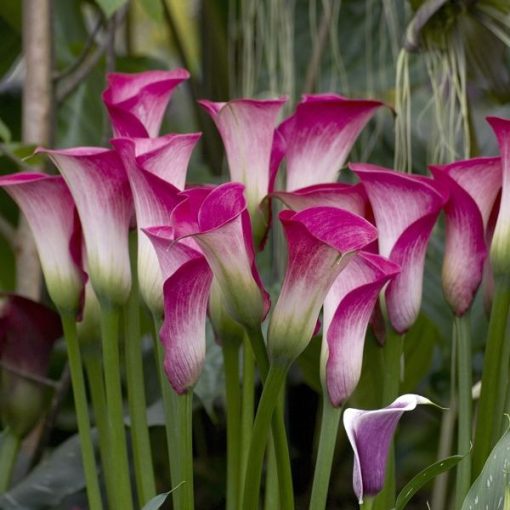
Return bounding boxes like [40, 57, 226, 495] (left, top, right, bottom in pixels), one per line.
[0, 294, 62, 437]
[103, 69, 190, 137]
[343, 394, 432, 504]
[351, 163, 447, 333]
[430, 157, 502, 315]
[0, 173, 85, 315]
[38, 147, 133, 306]
[279, 94, 383, 191]
[268, 207, 378, 363]
[112, 133, 200, 314]
[322, 252, 400, 407]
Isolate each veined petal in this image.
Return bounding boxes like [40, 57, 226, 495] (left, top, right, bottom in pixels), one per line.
[343, 394, 432, 503]
[351, 163, 447, 332]
[38, 147, 133, 305]
[0, 173, 85, 314]
[322, 252, 400, 406]
[283, 94, 383, 191]
[103, 68, 190, 137]
[268, 207, 377, 362]
[430, 158, 502, 315]
[171, 182, 270, 328]
[160, 257, 213, 394]
[487, 117, 510, 275]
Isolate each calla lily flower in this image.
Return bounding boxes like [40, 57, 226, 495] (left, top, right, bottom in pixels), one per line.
[0, 294, 61, 437]
[487, 117, 510, 276]
[322, 252, 400, 407]
[343, 394, 432, 504]
[279, 93, 383, 191]
[430, 157, 502, 316]
[112, 134, 200, 314]
[38, 147, 133, 306]
[198, 98, 287, 243]
[351, 163, 447, 333]
[0, 173, 85, 315]
[144, 227, 212, 394]
[170, 182, 270, 329]
[103, 68, 190, 137]
[268, 207, 378, 362]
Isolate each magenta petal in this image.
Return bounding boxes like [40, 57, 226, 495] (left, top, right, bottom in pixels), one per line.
[0, 173, 85, 314]
[351, 163, 447, 332]
[323, 252, 400, 406]
[160, 257, 213, 394]
[283, 94, 383, 191]
[268, 207, 377, 362]
[103, 69, 190, 137]
[343, 394, 431, 503]
[38, 147, 133, 305]
[430, 157, 502, 315]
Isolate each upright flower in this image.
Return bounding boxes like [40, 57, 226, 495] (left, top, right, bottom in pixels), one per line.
[199, 98, 286, 243]
[351, 163, 447, 333]
[279, 94, 383, 191]
[268, 207, 378, 363]
[0, 173, 85, 315]
[38, 147, 133, 306]
[322, 252, 400, 407]
[343, 394, 432, 504]
[112, 133, 200, 314]
[103, 69, 190, 138]
[170, 182, 270, 329]
[430, 157, 501, 315]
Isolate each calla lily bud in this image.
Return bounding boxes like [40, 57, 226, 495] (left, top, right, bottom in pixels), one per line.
[343, 394, 432, 504]
[0, 294, 61, 438]
[268, 207, 377, 363]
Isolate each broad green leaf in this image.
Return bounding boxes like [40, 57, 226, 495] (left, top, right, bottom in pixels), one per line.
[136, 0, 163, 22]
[141, 482, 185, 510]
[96, 0, 128, 18]
[462, 425, 510, 510]
[394, 454, 463, 509]
[0, 117, 11, 142]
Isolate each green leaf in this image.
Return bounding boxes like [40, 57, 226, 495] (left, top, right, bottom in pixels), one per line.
[141, 482, 185, 510]
[461, 424, 510, 510]
[395, 454, 464, 510]
[136, 0, 163, 22]
[0, 117, 11, 142]
[96, 0, 128, 18]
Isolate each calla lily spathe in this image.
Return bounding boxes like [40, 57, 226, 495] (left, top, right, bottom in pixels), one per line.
[351, 163, 447, 333]
[430, 157, 501, 315]
[268, 207, 378, 362]
[103, 68, 190, 138]
[0, 173, 85, 315]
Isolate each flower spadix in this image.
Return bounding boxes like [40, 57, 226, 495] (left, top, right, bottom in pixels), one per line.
[112, 134, 200, 314]
[171, 182, 270, 329]
[144, 226, 213, 394]
[343, 394, 432, 504]
[268, 207, 377, 363]
[0, 173, 85, 315]
[199, 97, 286, 242]
[351, 163, 447, 333]
[430, 157, 502, 315]
[39, 147, 133, 306]
[322, 252, 400, 407]
[103, 68, 190, 137]
[280, 93, 383, 191]
[487, 117, 510, 277]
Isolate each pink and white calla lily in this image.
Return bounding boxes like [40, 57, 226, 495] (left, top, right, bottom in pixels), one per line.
[103, 68, 190, 138]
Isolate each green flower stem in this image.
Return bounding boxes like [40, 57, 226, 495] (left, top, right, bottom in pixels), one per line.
[152, 315, 181, 509]
[454, 314, 472, 508]
[61, 314, 103, 510]
[83, 349, 116, 508]
[222, 340, 242, 510]
[242, 362, 290, 510]
[472, 283, 510, 478]
[178, 391, 195, 510]
[264, 436, 279, 510]
[99, 305, 133, 510]
[360, 497, 375, 510]
[0, 428, 20, 492]
[309, 399, 342, 510]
